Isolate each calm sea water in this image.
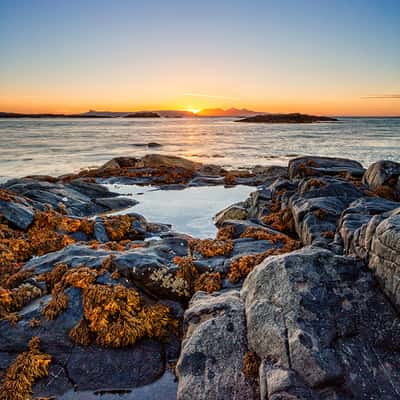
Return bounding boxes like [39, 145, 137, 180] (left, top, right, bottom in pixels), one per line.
[0, 117, 399, 180]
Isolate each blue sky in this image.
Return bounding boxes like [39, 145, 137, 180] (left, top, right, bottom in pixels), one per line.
[0, 0, 399, 115]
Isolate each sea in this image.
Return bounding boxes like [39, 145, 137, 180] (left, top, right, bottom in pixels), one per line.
[0, 117, 399, 181]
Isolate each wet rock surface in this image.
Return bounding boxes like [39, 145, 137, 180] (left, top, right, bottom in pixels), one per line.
[0, 154, 399, 399]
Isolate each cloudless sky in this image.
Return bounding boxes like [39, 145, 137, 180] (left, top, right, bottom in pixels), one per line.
[0, 0, 399, 115]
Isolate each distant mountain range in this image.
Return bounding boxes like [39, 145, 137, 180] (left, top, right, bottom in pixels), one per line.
[196, 108, 260, 117]
[0, 108, 261, 118]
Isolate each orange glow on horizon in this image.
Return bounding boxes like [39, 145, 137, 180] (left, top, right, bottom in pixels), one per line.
[0, 96, 399, 117]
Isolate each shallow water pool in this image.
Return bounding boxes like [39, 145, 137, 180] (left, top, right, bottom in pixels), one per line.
[59, 371, 177, 400]
[104, 184, 254, 238]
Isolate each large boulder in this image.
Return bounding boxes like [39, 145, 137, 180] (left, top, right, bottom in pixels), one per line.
[289, 177, 363, 246]
[338, 197, 399, 253]
[176, 290, 258, 400]
[350, 209, 400, 310]
[289, 156, 364, 179]
[363, 160, 400, 190]
[241, 246, 400, 399]
[141, 154, 202, 170]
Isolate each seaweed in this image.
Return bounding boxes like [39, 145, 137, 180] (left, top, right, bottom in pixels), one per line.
[0, 337, 51, 400]
[194, 272, 222, 293]
[190, 239, 233, 258]
[216, 225, 235, 241]
[242, 351, 261, 379]
[69, 284, 177, 348]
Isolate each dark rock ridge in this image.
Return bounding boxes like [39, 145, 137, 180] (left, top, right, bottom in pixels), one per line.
[236, 113, 338, 123]
[0, 154, 400, 399]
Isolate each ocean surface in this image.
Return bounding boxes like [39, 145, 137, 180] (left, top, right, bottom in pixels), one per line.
[0, 117, 399, 180]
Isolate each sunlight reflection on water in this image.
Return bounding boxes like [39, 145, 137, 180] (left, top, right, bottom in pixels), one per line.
[1, 117, 399, 179]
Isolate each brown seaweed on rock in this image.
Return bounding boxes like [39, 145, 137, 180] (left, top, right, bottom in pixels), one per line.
[0, 337, 51, 400]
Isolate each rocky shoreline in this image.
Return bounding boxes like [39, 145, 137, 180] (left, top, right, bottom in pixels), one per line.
[0, 154, 399, 399]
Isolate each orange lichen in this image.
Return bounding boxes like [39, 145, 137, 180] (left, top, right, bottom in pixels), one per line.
[242, 351, 261, 379]
[194, 272, 222, 293]
[190, 239, 233, 258]
[0, 337, 51, 400]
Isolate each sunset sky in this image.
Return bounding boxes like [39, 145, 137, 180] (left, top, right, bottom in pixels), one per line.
[0, 0, 399, 116]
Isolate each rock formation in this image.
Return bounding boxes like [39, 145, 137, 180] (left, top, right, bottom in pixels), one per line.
[0, 155, 399, 399]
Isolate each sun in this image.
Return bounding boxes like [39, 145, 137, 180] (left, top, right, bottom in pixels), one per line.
[186, 107, 201, 114]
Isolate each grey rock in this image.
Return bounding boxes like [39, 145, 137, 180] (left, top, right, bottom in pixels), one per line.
[289, 178, 363, 246]
[94, 219, 109, 242]
[3, 177, 127, 217]
[176, 290, 258, 400]
[66, 340, 164, 390]
[241, 246, 400, 398]
[0, 199, 34, 229]
[289, 156, 364, 179]
[94, 196, 138, 210]
[338, 197, 399, 253]
[214, 203, 248, 226]
[363, 160, 400, 190]
[350, 210, 400, 311]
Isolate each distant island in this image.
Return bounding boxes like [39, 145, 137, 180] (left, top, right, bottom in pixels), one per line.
[0, 108, 261, 118]
[0, 110, 340, 121]
[236, 113, 338, 123]
[125, 112, 161, 118]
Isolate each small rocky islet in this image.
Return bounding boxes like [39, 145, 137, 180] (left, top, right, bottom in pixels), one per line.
[0, 154, 399, 399]
[236, 113, 338, 123]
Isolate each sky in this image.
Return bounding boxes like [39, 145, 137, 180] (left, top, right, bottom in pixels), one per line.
[0, 0, 399, 116]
